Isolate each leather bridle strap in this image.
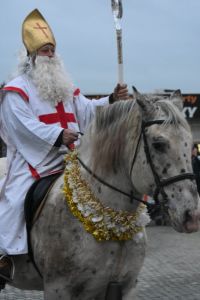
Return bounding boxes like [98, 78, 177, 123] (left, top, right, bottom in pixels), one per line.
[77, 118, 195, 208]
[153, 173, 195, 201]
[142, 120, 168, 202]
[142, 120, 195, 204]
[77, 157, 147, 205]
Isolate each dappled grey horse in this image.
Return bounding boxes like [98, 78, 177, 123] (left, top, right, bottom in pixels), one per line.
[0, 89, 199, 300]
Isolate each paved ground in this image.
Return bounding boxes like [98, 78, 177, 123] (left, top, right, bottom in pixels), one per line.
[0, 225, 200, 299]
[136, 226, 200, 299]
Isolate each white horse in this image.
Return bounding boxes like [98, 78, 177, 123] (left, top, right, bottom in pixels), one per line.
[1, 89, 199, 300]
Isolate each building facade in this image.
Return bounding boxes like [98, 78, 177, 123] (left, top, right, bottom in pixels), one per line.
[87, 93, 200, 145]
[0, 93, 199, 158]
[182, 94, 200, 143]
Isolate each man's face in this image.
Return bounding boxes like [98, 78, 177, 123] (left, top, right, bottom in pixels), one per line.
[29, 53, 74, 105]
[192, 147, 198, 156]
[37, 44, 55, 58]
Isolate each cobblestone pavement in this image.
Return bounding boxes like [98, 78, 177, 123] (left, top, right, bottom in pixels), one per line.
[0, 225, 200, 299]
[136, 226, 200, 300]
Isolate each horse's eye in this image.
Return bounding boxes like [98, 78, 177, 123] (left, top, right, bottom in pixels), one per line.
[152, 142, 166, 152]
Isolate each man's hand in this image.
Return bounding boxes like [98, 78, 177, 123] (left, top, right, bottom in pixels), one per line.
[62, 129, 78, 146]
[113, 83, 129, 101]
[109, 84, 129, 103]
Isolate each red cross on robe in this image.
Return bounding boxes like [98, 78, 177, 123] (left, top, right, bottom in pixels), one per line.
[39, 101, 77, 149]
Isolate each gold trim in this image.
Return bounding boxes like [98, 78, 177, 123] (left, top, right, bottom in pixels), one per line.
[63, 151, 149, 241]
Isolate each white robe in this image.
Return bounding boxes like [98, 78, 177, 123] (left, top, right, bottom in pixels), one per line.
[0, 74, 109, 254]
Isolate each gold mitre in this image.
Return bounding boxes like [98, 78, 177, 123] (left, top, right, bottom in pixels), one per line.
[22, 9, 56, 54]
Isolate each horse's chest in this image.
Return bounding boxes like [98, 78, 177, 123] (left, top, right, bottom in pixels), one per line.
[59, 237, 145, 299]
[67, 235, 144, 278]
[32, 203, 146, 299]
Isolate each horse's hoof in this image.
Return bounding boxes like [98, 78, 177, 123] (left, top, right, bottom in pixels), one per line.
[105, 281, 122, 300]
[0, 255, 14, 283]
[0, 277, 6, 291]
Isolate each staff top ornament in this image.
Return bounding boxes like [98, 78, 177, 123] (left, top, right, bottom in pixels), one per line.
[111, 0, 123, 30]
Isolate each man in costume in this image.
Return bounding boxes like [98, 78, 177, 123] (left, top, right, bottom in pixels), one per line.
[0, 9, 129, 281]
[192, 144, 200, 195]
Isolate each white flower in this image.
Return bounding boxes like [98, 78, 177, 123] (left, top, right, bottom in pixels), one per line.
[136, 209, 151, 227]
[134, 232, 144, 243]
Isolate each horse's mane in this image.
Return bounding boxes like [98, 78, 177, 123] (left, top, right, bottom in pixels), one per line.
[89, 100, 139, 173]
[145, 94, 189, 130]
[88, 96, 189, 173]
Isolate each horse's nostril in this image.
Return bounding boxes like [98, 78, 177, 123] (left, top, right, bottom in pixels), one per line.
[183, 209, 199, 233]
[184, 210, 192, 224]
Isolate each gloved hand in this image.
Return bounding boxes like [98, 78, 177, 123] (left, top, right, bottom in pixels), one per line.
[109, 83, 129, 103]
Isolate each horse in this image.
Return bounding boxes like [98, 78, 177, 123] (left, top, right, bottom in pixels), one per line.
[1, 88, 199, 300]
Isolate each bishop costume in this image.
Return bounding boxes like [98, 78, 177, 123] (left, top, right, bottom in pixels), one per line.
[0, 9, 109, 255]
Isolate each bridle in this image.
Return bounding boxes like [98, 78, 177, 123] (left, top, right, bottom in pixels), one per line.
[78, 119, 195, 209]
[130, 119, 195, 207]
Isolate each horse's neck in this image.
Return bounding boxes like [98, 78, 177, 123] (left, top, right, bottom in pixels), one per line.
[79, 148, 138, 212]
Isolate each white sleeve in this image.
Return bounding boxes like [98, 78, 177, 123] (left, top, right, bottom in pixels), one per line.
[74, 94, 109, 132]
[0, 92, 63, 166]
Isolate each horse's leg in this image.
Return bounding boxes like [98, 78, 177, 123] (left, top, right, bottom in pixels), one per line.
[105, 282, 122, 300]
[43, 279, 71, 300]
[44, 281, 98, 300]
[123, 286, 136, 300]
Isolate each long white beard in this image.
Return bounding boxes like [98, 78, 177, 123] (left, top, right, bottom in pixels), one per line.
[29, 55, 74, 106]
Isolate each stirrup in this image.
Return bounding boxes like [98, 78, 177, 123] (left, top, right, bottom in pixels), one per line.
[0, 255, 15, 285]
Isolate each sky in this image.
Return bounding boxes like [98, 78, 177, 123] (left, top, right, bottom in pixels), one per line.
[0, 0, 200, 95]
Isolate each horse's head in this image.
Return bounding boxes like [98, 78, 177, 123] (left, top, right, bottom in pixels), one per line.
[81, 90, 199, 233]
[132, 87, 200, 233]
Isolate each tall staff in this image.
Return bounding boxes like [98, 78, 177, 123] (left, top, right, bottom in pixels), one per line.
[111, 0, 124, 84]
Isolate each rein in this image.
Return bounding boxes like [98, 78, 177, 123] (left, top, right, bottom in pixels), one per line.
[77, 157, 147, 205]
[77, 119, 195, 209]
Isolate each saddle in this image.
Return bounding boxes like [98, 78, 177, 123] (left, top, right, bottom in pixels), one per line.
[24, 172, 62, 277]
[0, 173, 62, 289]
[24, 172, 62, 228]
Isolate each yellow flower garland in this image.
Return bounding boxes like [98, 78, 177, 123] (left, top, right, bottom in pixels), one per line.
[63, 150, 149, 241]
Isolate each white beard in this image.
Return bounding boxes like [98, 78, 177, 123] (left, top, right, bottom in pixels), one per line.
[29, 55, 74, 106]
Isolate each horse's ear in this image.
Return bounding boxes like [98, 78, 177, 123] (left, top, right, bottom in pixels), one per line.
[170, 89, 183, 111]
[132, 86, 140, 99]
[135, 95, 156, 121]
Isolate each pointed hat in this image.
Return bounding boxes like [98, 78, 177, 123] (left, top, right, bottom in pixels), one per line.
[22, 9, 56, 54]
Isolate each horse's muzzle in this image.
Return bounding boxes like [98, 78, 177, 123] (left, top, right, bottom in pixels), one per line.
[183, 210, 200, 233]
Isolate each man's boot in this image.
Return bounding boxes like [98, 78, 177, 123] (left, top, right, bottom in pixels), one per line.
[0, 255, 14, 291]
